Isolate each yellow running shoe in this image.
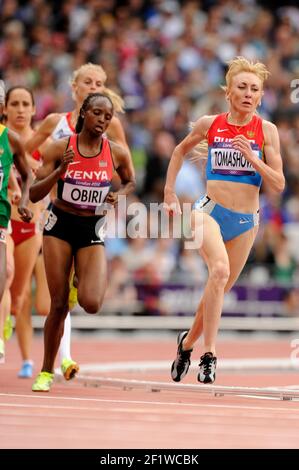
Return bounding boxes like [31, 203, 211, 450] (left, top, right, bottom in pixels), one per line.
[3, 314, 13, 341]
[61, 358, 79, 380]
[68, 274, 78, 311]
[32, 371, 54, 392]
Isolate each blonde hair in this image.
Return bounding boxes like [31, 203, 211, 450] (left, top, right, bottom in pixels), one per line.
[71, 63, 107, 86]
[187, 57, 270, 163]
[71, 62, 125, 113]
[224, 56, 270, 92]
[101, 86, 125, 113]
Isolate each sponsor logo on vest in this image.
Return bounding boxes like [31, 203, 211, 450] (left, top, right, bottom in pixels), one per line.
[214, 137, 255, 143]
[239, 218, 250, 224]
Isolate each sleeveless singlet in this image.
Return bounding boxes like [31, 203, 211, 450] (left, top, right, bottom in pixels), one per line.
[0, 124, 14, 227]
[51, 112, 75, 141]
[57, 134, 114, 212]
[206, 113, 265, 187]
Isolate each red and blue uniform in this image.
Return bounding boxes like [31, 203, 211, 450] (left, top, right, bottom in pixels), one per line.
[206, 113, 264, 187]
[193, 114, 263, 242]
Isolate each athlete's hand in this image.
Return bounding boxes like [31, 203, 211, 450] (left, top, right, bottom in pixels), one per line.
[105, 191, 118, 206]
[11, 187, 22, 205]
[59, 146, 75, 174]
[163, 191, 182, 215]
[18, 206, 33, 223]
[232, 135, 255, 164]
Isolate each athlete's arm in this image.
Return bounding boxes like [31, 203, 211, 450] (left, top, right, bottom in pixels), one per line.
[105, 142, 135, 205]
[25, 113, 60, 154]
[30, 139, 74, 203]
[164, 115, 213, 214]
[232, 121, 285, 193]
[8, 168, 21, 204]
[8, 129, 33, 222]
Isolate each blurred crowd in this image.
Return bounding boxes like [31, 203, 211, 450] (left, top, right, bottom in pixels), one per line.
[1, 0, 299, 315]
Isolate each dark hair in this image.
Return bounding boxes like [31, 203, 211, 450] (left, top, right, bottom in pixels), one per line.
[75, 93, 114, 133]
[0, 86, 35, 124]
[5, 86, 35, 106]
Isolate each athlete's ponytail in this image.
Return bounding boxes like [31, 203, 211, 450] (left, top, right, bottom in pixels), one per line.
[102, 87, 125, 113]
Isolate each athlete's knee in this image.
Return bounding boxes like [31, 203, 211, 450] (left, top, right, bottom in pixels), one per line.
[35, 303, 49, 316]
[50, 298, 69, 317]
[209, 260, 230, 287]
[11, 295, 24, 316]
[6, 259, 14, 288]
[78, 294, 103, 314]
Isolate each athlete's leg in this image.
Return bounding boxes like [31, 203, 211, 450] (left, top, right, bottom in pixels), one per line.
[15, 287, 32, 362]
[41, 236, 73, 373]
[75, 245, 107, 314]
[183, 224, 258, 351]
[224, 226, 258, 292]
[11, 234, 42, 363]
[170, 211, 228, 382]
[17, 291, 35, 377]
[33, 250, 76, 374]
[34, 251, 50, 316]
[189, 211, 230, 355]
[0, 239, 7, 303]
[0, 234, 14, 358]
[59, 311, 71, 361]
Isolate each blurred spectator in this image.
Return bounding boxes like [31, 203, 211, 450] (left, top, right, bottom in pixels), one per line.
[281, 288, 299, 316]
[272, 232, 297, 284]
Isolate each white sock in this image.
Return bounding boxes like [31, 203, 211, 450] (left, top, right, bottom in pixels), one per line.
[59, 312, 72, 362]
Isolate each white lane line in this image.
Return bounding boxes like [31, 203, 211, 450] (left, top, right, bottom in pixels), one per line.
[75, 358, 299, 373]
[2, 402, 297, 416]
[0, 394, 299, 412]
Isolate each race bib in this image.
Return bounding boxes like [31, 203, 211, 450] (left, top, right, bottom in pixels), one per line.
[211, 143, 259, 176]
[44, 210, 58, 231]
[0, 227, 7, 243]
[62, 182, 110, 209]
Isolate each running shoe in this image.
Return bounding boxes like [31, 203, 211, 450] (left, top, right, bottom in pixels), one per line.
[61, 358, 79, 380]
[18, 361, 33, 378]
[32, 371, 54, 392]
[198, 352, 217, 384]
[171, 331, 193, 382]
[3, 314, 13, 341]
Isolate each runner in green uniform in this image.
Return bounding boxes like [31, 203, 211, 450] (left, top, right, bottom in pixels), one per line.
[0, 81, 33, 343]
